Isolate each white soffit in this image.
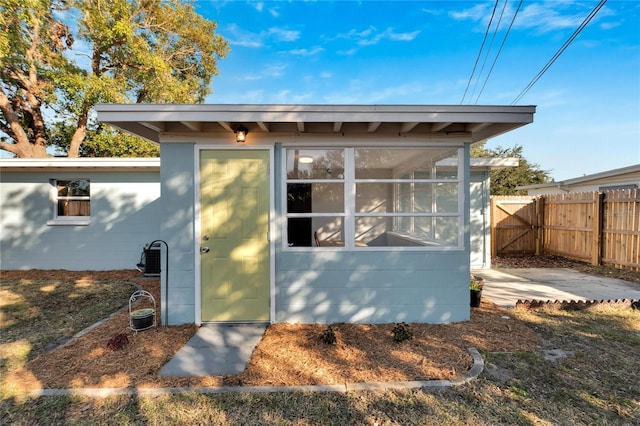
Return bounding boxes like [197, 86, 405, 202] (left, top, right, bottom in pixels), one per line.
[95, 104, 536, 144]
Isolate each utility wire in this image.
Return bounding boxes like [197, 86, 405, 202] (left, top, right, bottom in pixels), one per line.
[469, 0, 509, 103]
[475, 0, 523, 104]
[461, 0, 499, 104]
[511, 0, 607, 104]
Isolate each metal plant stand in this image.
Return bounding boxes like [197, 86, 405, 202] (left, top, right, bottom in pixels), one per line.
[129, 290, 156, 332]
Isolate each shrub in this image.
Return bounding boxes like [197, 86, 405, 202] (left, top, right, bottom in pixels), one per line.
[321, 325, 337, 345]
[392, 322, 413, 343]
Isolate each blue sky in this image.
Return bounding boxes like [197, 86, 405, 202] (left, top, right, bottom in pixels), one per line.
[197, 0, 640, 181]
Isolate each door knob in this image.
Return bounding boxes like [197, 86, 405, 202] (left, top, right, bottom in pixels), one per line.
[200, 247, 210, 253]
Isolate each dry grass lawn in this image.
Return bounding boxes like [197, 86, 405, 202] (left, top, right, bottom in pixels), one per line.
[1, 269, 539, 394]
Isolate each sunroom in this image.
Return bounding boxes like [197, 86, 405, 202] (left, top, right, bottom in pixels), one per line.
[96, 104, 535, 325]
[284, 147, 462, 250]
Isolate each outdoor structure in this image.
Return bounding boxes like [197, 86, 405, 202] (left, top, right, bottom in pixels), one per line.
[0, 156, 512, 272]
[1, 104, 535, 326]
[518, 164, 640, 196]
[0, 158, 160, 270]
[95, 104, 534, 325]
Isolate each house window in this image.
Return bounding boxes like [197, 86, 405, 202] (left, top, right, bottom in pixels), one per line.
[283, 147, 463, 249]
[47, 179, 91, 225]
[285, 149, 345, 247]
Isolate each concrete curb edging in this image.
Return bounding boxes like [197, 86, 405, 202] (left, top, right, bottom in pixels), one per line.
[28, 348, 483, 398]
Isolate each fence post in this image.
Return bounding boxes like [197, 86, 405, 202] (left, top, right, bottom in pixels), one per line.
[591, 192, 604, 266]
[535, 196, 545, 256]
[490, 197, 496, 258]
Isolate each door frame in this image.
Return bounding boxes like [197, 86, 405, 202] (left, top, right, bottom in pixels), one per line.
[194, 145, 275, 326]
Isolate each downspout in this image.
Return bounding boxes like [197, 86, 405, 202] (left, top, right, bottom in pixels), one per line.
[149, 240, 169, 326]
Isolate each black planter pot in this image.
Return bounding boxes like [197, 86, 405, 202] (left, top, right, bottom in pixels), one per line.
[470, 289, 482, 308]
[131, 308, 155, 330]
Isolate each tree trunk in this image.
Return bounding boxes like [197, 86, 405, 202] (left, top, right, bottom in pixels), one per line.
[0, 89, 50, 158]
[67, 115, 88, 158]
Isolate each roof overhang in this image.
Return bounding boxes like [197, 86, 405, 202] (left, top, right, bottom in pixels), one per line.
[518, 163, 640, 190]
[95, 104, 535, 144]
[0, 157, 514, 171]
[0, 158, 160, 172]
[469, 157, 519, 170]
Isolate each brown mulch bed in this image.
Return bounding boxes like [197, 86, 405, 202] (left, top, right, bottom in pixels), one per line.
[2, 270, 541, 393]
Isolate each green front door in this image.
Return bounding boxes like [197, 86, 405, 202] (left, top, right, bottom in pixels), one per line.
[199, 150, 270, 322]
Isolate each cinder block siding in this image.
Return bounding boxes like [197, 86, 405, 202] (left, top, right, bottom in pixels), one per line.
[0, 170, 160, 270]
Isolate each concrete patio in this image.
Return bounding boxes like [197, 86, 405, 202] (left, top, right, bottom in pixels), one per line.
[473, 268, 640, 308]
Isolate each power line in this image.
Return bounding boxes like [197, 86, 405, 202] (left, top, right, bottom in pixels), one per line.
[469, 0, 509, 103]
[461, 0, 499, 104]
[475, 0, 523, 104]
[511, 0, 608, 105]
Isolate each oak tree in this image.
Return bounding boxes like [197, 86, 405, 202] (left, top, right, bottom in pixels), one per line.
[0, 0, 229, 158]
[472, 142, 551, 195]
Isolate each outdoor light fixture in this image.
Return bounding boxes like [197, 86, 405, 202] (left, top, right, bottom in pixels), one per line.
[234, 126, 248, 143]
[299, 156, 314, 163]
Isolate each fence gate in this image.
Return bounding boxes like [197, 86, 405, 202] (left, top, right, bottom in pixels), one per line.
[490, 196, 538, 257]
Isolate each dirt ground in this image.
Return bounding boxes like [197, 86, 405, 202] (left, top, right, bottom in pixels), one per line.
[3, 267, 544, 392]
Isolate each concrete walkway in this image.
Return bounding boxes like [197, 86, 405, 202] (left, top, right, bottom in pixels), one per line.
[473, 268, 640, 308]
[159, 324, 267, 376]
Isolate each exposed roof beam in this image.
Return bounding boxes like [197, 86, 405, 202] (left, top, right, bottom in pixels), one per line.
[431, 122, 452, 132]
[257, 121, 270, 132]
[333, 122, 343, 133]
[140, 121, 165, 133]
[400, 122, 419, 133]
[297, 121, 304, 132]
[181, 121, 201, 131]
[466, 122, 491, 133]
[218, 121, 233, 132]
[368, 122, 381, 133]
[110, 122, 160, 143]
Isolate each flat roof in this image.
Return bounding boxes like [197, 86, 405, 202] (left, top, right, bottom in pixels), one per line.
[0, 158, 160, 172]
[95, 103, 535, 143]
[518, 163, 640, 190]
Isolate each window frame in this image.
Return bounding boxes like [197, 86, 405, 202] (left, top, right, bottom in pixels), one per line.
[47, 178, 91, 226]
[282, 146, 465, 251]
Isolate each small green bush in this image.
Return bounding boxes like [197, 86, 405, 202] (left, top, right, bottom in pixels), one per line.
[392, 322, 413, 343]
[321, 325, 337, 345]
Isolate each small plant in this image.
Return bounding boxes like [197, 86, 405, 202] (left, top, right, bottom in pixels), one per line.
[391, 322, 413, 343]
[470, 275, 483, 291]
[106, 333, 129, 351]
[320, 325, 337, 345]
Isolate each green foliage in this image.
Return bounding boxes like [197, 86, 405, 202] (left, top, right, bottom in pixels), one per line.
[391, 322, 413, 343]
[470, 275, 483, 290]
[320, 325, 337, 345]
[472, 142, 552, 195]
[0, 0, 229, 157]
[50, 122, 159, 157]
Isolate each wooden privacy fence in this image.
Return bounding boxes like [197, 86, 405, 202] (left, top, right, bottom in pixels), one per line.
[491, 189, 640, 271]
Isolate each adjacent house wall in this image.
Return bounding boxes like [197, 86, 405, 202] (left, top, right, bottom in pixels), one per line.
[0, 170, 160, 270]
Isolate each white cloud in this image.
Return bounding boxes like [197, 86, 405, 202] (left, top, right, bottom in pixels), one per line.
[268, 27, 301, 42]
[288, 46, 324, 56]
[337, 48, 358, 56]
[225, 24, 264, 48]
[252, 2, 264, 13]
[337, 26, 421, 47]
[224, 24, 300, 48]
[450, 1, 618, 35]
[240, 64, 288, 81]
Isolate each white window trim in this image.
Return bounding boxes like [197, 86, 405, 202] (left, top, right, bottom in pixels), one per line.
[282, 146, 465, 251]
[47, 178, 91, 226]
